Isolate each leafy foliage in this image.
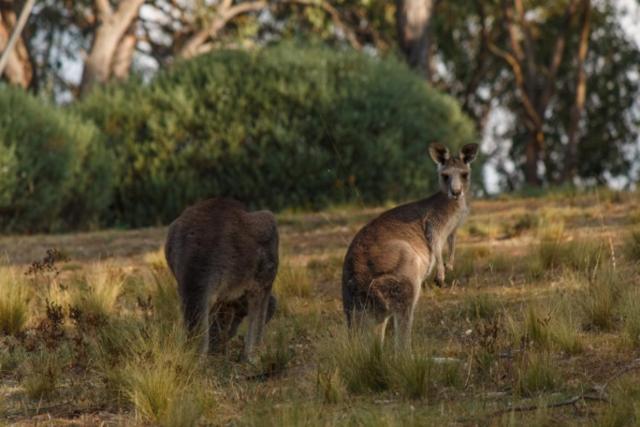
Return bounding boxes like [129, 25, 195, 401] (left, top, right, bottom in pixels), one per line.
[78, 44, 476, 226]
[0, 85, 114, 232]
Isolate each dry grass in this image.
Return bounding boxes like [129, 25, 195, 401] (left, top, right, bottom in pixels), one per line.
[0, 191, 638, 425]
[0, 267, 29, 335]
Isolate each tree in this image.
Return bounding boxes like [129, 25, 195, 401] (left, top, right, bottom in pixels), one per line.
[0, 0, 34, 88]
[80, 0, 145, 95]
[396, 0, 435, 80]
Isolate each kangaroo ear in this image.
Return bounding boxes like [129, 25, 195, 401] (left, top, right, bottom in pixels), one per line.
[428, 143, 450, 166]
[460, 143, 479, 164]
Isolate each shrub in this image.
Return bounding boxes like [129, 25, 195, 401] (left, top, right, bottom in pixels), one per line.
[78, 43, 477, 227]
[0, 85, 113, 232]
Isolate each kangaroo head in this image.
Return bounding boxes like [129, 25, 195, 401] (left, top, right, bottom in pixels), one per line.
[428, 143, 479, 200]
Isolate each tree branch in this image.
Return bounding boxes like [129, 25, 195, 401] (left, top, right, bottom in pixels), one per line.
[277, 0, 361, 50]
[179, 0, 267, 58]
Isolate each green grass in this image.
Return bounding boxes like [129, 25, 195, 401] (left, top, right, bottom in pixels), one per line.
[516, 352, 559, 397]
[579, 266, 623, 331]
[624, 228, 640, 262]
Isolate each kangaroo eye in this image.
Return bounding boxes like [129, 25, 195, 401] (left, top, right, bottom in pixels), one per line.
[462, 173, 469, 180]
[441, 174, 449, 181]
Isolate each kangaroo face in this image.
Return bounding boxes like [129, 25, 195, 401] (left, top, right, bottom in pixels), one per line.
[428, 143, 479, 200]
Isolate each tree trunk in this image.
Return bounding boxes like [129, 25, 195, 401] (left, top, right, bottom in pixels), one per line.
[563, 0, 591, 183]
[80, 0, 144, 96]
[396, 0, 434, 80]
[111, 23, 137, 80]
[0, 3, 32, 88]
[524, 131, 543, 186]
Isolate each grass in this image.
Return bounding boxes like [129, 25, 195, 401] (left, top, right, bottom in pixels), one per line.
[624, 228, 640, 262]
[516, 352, 559, 397]
[69, 263, 124, 322]
[0, 191, 639, 424]
[274, 262, 312, 299]
[22, 349, 67, 400]
[579, 265, 623, 331]
[0, 268, 29, 335]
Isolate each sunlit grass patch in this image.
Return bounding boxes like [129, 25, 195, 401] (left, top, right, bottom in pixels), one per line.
[143, 248, 167, 269]
[274, 262, 312, 299]
[113, 325, 206, 427]
[69, 263, 124, 323]
[0, 268, 29, 335]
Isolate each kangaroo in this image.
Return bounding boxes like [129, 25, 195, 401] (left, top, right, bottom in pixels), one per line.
[341, 143, 479, 350]
[165, 198, 279, 360]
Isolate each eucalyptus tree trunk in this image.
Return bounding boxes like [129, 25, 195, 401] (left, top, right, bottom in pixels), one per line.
[80, 0, 144, 96]
[396, 0, 435, 80]
[0, 0, 34, 88]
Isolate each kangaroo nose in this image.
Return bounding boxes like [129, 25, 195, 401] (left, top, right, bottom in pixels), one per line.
[451, 189, 461, 196]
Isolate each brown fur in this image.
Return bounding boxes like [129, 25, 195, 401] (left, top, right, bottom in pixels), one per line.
[164, 198, 279, 360]
[342, 143, 479, 350]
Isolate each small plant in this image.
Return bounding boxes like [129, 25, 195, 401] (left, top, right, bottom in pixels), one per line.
[274, 262, 312, 299]
[0, 270, 28, 336]
[70, 263, 124, 326]
[516, 352, 559, 396]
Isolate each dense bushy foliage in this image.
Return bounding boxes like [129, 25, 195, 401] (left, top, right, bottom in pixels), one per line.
[78, 44, 476, 227]
[0, 85, 113, 232]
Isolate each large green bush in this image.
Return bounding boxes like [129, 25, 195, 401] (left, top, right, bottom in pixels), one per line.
[0, 85, 113, 232]
[78, 44, 477, 227]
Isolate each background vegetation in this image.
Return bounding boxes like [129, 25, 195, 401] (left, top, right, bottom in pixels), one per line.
[76, 44, 475, 227]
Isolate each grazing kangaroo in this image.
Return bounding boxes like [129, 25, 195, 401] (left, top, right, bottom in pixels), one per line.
[342, 143, 479, 350]
[165, 198, 279, 360]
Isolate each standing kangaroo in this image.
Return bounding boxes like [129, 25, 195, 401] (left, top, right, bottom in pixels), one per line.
[341, 143, 479, 350]
[165, 198, 279, 360]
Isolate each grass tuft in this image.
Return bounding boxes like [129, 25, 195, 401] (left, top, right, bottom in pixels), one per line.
[579, 266, 623, 331]
[624, 228, 640, 262]
[0, 268, 29, 336]
[274, 262, 312, 299]
[22, 350, 67, 400]
[516, 352, 559, 397]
